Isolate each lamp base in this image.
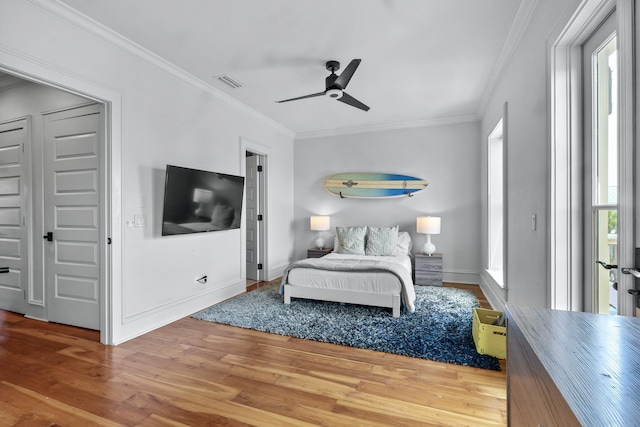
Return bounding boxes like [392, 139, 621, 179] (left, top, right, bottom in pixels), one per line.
[423, 242, 436, 256]
[315, 236, 325, 250]
[423, 235, 436, 256]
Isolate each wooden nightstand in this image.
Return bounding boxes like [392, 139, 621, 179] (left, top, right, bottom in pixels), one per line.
[414, 253, 443, 286]
[307, 248, 332, 258]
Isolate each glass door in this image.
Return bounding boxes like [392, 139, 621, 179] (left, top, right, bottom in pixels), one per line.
[583, 12, 618, 314]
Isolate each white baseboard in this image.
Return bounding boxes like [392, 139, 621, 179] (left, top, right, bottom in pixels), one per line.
[268, 262, 289, 282]
[443, 269, 480, 285]
[479, 273, 507, 311]
[112, 279, 245, 345]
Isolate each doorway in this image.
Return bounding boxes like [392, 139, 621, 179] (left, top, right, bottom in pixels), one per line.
[0, 75, 107, 332]
[245, 150, 266, 285]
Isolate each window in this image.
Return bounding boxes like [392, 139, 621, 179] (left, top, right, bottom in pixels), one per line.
[488, 119, 504, 287]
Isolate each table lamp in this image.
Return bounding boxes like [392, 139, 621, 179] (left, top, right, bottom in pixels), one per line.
[416, 216, 441, 256]
[310, 216, 330, 249]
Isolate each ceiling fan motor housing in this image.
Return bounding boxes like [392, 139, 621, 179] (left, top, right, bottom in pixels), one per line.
[326, 88, 343, 99]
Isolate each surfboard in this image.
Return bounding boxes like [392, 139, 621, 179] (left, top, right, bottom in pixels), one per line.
[325, 173, 428, 198]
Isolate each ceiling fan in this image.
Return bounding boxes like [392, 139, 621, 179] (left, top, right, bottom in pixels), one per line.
[276, 59, 370, 111]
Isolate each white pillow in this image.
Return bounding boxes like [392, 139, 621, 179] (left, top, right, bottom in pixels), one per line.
[335, 226, 367, 255]
[392, 231, 413, 256]
[333, 229, 412, 256]
[365, 226, 399, 256]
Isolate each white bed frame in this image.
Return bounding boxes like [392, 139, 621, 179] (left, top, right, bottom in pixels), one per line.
[283, 284, 401, 317]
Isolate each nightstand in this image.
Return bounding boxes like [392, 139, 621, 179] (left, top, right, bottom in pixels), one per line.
[307, 248, 332, 258]
[414, 253, 443, 286]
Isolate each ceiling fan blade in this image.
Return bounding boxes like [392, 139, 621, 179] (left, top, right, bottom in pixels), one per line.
[338, 92, 370, 111]
[333, 59, 361, 89]
[276, 91, 325, 103]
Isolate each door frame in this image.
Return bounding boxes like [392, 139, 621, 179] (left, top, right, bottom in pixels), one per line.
[550, 0, 635, 315]
[0, 62, 122, 345]
[240, 138, 269, 282]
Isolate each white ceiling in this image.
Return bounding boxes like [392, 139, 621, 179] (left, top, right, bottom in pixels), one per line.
[57, 0, 524, 137]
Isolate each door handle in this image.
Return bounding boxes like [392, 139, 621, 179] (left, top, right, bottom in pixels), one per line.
[596, 260, 618, 270]
[598, 260, 640, 277]
[43, 231, 53, 242]
[621, 268, 640, 278]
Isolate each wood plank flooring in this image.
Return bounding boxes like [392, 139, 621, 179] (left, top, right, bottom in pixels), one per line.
[0, 282, 506, 426]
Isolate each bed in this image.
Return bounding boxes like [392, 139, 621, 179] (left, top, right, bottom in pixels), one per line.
[280, 226, 416, 317]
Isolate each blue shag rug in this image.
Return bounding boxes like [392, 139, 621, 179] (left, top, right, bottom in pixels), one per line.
[192, 284, 501, 371]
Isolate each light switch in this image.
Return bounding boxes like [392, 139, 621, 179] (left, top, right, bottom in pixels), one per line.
[134, 214, 146, 228]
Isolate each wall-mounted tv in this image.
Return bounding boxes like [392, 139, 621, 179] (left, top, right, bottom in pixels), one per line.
[161, 165, 245, 236]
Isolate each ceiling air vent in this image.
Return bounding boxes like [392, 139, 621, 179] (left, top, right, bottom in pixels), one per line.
[215, 74, 243, 89]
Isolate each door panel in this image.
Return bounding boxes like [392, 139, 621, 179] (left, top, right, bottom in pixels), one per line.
[43, 104, 102, 330]
[245, 153, 260, 281]
[0, 118, 29, 312]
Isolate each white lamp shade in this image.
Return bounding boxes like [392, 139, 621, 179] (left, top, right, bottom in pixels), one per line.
[416, 216, 441, 235]
[310, 215, 330, 231]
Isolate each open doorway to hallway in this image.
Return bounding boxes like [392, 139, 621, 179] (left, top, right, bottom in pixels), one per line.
[245, 150, 266, 288]
[0, 71, 108, 334]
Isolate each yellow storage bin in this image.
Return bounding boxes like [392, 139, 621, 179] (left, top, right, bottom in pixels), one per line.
[472, 308, 506, 359]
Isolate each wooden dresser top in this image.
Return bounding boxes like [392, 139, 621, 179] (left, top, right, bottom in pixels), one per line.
[506, 305, 640, 426]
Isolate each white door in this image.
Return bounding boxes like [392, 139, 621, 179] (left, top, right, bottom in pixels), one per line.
[43, 104, 102, 330]
[245, 153, 261, 281]
[583, 9, 637, 316]
[583, 12, 618, 314]
[0, 117, 30, 313]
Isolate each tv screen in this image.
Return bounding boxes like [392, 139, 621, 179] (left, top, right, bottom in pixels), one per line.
[161, 165, 245, 236]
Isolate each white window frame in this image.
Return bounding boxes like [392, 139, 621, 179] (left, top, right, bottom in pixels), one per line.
[487, 108, 507, 289]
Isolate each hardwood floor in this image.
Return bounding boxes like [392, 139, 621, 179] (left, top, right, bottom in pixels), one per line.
[0, 282, 506, 426]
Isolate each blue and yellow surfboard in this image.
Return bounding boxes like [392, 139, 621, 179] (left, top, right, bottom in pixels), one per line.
[325, 173, 428, 198]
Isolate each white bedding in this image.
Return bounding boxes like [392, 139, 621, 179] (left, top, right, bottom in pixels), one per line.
[284, 252, 416, 314]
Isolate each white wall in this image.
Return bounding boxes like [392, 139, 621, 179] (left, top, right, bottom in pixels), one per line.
[293, 121, 481, 284]
[479, 0, 582, 309]
[0, 0, 294, 344]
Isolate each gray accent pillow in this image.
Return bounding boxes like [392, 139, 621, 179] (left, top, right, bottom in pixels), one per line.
[365, 226, 399, 256]
[335, 226, 367, 254]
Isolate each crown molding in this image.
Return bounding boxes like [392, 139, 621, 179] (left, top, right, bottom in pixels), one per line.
[25, 0, 294, 138]
[295, 114, 479, 140]
[0, 72, 28, 92]
[476, 0, 540, 116]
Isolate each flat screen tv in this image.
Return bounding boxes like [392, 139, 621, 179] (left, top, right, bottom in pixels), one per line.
[161, 165, 245, 236]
